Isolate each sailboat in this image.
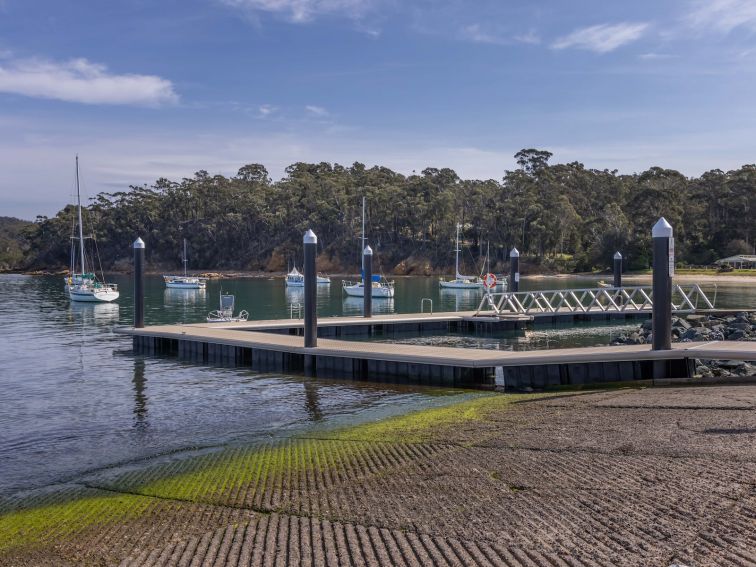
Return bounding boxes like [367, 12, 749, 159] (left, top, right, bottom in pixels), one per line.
[284, 264, 330, 286]
[342, 197, 395, 298]
[163, 239, 207, 289]
[66, 156, 120, 303]
[439, 224, 484, 290]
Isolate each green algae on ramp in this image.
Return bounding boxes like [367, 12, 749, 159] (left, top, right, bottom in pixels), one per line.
[325, 392, 547, 443]
[0, 486, 152, 553]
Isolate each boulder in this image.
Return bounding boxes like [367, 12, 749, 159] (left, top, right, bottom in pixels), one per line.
[675, 318, 692, 330]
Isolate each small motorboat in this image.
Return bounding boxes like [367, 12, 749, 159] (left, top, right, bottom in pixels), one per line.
[207, 292, 249, 322]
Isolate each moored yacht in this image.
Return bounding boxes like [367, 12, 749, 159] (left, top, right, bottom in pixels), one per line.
[285, 266, 330, 286]
[341, 197, 394, 298]
[439, 224, 484, 290]
[67, 156, 119, 303]
[163, 239, 207, 289]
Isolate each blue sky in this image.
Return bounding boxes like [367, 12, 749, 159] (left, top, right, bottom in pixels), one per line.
[1, 0, 755, 218]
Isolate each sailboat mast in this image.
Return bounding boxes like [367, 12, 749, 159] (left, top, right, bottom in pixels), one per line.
[75, 155, 86, 277]
[183, 238, 188, 276]
[455, 223, 460, 278]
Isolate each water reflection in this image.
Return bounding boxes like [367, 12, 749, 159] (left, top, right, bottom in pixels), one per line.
[69, 301, 120, 324]
[438, 288, 484, 312]
[132, 357, 148, 427]
[163, 288, 207, 305]
[342, 296, 396, 316]
[303, 381, 323, 422]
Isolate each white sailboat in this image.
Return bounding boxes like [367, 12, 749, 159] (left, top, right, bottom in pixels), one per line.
[67, 156, 119, 303]
[342, 197, 395, 298]
[163, 239, 207, 289]
[284, 265, 330, 287]
[439, 223, 484, 290]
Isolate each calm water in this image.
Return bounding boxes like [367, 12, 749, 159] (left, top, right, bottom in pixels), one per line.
[0, 273, 753, 496]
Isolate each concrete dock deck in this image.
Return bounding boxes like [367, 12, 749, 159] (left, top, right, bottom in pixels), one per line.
[120, 310, 756, 387]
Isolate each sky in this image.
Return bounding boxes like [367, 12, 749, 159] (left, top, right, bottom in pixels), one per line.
[1, 0, 756, 219]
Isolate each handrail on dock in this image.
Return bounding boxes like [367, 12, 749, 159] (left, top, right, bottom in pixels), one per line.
[290, 302, 303, 319]
[420, 298, 433, 314]
[475, 284, 715, 316]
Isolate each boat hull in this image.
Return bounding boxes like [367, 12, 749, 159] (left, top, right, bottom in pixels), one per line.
[165, 281, 206, 289]
[285, 278, 330, 286]
[342, 284, 394, 298]
[69, 288, 120, 302]
[439, 280, 484, 290]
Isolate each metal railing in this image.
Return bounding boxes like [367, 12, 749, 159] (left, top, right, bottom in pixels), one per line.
[290, 302, 303, 319]
[420, 298, 433, 314]
[475, 284, 714, 316]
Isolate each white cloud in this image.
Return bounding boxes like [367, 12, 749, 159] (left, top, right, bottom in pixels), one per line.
[461, 24, 507, 45]
[219, 0, 373, 23]
[460, 24, 540, 46]
[687, 0, 756, 33]
[514, 30, 541, 45]
[305, 104, 328, 116]
[639, 52, 676, 60]
[0, 57, 178, 106]
[552, 22, 649, 53]
[258, 104, 277, 117]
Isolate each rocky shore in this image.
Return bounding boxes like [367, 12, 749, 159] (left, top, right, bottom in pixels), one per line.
[611, 311, 756, 377]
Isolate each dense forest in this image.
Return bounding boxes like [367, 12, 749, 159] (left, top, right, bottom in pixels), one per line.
[10, 149, 756, 275]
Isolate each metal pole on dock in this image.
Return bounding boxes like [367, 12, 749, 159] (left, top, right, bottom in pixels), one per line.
[303, 229, 318, 348]
[133, 237, 145, 329]
[363, 245, 373, 318]
[613, 252, 623, 288]
[652, 218, 673, 354]
[509, 247, 520, 293]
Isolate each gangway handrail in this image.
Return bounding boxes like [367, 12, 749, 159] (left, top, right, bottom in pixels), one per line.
[475, 284, 714, 317]
[290, 302, 303, 319]
[420, 298, 433, 314]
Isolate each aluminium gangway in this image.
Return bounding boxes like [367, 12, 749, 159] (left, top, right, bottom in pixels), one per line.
[475, 284, 715, 317]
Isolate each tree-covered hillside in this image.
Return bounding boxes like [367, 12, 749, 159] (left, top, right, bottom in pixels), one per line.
[18, 150, 755, 274]
[0, 217, 32, 271]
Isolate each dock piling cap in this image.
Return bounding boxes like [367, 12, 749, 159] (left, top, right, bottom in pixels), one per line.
[510, 247, 520, 258]
[652, 217, 673, 238]
[133, 237, 145, 249]
[614, 251, 622, 260]
[363, 245, 373, 256]
[303, 229, 317, 244]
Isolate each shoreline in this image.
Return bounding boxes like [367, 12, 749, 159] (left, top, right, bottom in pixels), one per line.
[7, 269, 756, 284]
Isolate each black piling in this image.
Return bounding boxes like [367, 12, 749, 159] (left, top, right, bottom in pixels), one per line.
[133, 237, 145, 329]
[363, 245, 373, 318]
[509, 247, 520, 293]
[613, 251, 623, 288]
[652, 218, 673, 377]
[303, 229, 318, 349]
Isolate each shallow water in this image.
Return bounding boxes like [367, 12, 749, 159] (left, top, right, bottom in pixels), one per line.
[0, 273, 753, 495]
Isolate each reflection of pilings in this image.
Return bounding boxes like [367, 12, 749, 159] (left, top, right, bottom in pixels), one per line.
[303, 381, 323, 421]
[132, 357, 147, 423]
